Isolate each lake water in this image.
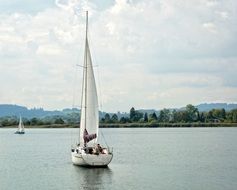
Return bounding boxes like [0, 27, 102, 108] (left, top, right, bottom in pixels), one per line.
[0, 128, 237, 190]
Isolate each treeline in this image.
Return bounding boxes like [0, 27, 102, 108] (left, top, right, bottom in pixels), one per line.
[0, 104, 237, 127]
[100, 105, 237, 124]
[0, 113, 80, 127]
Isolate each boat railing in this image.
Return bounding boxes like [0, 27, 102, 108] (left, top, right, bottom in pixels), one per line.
[107, 147, 113, 154]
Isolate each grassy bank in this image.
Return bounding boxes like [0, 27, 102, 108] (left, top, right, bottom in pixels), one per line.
[1, 122, 237, 128]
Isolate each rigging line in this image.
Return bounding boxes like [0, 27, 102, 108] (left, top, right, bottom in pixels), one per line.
[80, 54, 86, 142]
[100, 129, 109, 147]
[76, 64, 85, 68]
[84, 11, 89, 131]
[72, 64, 79, 109]
[76, 64, 98, 68]
[71, 63, 79, 144]
[96, 64, 103, 112]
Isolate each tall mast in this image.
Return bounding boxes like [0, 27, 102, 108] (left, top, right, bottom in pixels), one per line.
[86, 11, 88, 40]
[84, 11, 88, 131]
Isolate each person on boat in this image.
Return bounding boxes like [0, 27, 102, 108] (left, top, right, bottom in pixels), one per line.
[97, 144, 103, 153]
[102, 148, 108, 154]
[91, 147, 97, 155]
[83, 128, 97, 147]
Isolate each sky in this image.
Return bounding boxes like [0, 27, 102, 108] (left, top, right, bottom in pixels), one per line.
[0, 0, 237, 112]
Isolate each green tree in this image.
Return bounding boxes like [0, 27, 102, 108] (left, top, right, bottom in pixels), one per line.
[100, 118, 105, 123]
[104, 113, 111, 123]
[158, 109, 170, 122]
[221, 109, 226, 120]
[1, 119, 10, 126]
[199, 112, 205, 122]
[233, 109, 237, 122]
[229, 109, 237, 122]
[130, 107, 136, 120]
[134, 111, 143, 122]
[185, 104, 199, 122]
[129, 107, 143, 122]
[149, 112, 158, 122]
[211, 109, 225, 121]
[30, 117, 39, 125]
[120, 117, 129, 123]
[24, 118, 30, 125]
[55, 118, 64, 124]
[175, 111, 189, 122]
[171, 109, 177, 122]
[144, 113, 148, 122]
[207, 110, 214, 121]
[111, 114, 118, 123]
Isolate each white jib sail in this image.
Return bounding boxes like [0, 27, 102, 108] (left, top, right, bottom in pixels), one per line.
[79, 36, 99, 147]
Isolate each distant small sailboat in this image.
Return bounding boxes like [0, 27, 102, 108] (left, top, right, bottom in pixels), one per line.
[71, 11, 113, 167]
[15, 116, 25, 134]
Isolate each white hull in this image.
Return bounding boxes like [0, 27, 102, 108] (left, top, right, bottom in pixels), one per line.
[71, 151, 113, 167]
[15, 131, 25, 134]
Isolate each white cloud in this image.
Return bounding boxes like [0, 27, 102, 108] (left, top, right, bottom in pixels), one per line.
[0, 0, 237, 112]
[203, 22, 217, 33]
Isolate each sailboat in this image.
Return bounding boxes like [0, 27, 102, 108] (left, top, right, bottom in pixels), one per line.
[71, 11, 113, 167]
[15, 116, 25, 134]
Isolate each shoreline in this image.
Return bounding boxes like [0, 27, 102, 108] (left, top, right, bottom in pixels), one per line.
[1, 122, 237, 128]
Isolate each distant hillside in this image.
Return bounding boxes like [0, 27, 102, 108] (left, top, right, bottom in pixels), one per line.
[0, 104, 63, 118]
[195, 103, 237, 112]
[0, 104, 128, 119]
[0, 103, 236, 118]
[137, 109, 159, 115]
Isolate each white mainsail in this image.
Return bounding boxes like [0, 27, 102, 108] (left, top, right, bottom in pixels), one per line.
[79, 14, 99, 147]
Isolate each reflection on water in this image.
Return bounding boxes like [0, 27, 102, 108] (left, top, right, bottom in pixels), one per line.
[73, 166, 113, 190]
